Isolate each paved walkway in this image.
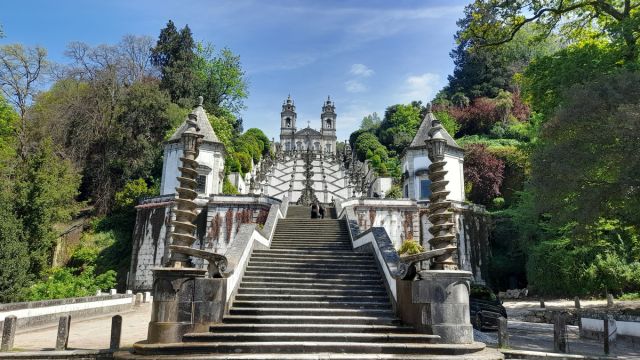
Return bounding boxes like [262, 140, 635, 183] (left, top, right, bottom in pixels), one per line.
[12, 303, 152, 351]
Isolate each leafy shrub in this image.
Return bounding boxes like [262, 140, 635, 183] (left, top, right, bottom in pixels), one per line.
[398, 239, 424, 255]
[223, 178, 239, 194]
[385, 184, 402, 199]
[463, 143, 505, 205]
[23, 266, 116, 301]
[114, 178, 157, 211]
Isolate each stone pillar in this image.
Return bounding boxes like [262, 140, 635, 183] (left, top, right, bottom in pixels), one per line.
[147, 268, 227, 343]
[397, 270, 473, 344]
[110, 315, 122, 350]
[55, 315, 71, 350]
[497, 317, 508, 348]
[1, 315, 17, 351]
[553, 313, 567, 353]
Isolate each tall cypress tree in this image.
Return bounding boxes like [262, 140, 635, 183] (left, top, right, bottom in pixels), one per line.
[151, 20, 197, 105]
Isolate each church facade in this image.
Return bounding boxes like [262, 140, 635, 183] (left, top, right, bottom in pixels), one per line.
[279, 96, 337, 154]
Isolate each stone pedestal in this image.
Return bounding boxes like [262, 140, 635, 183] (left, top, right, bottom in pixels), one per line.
[147, 268, 227, 344]
[397, 270, 473, 344]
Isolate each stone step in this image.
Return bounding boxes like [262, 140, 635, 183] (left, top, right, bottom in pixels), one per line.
[205, 323, 416, 334]
[246, 262, 377, 270]
[271, 237, 349, 242]
[183, 332, 440, 344]
[245, 265, 378, 274]
[250, 252, 371, 260]
[253, 249, 362, 256]
[234, 294, 389, 302]
[242, 270, 381, 280]
[270, 239, 351, 244]
[132, 340, 487, 356]
[222, 314, 402, 325]
[229, 307, 395, 317]
[232, 301, 390, 309]
[239, 280, 383, 289]
[248, 256, 374, 264]
[119, 351, 502, 360]
[236, 287, 387, 296]
[268, 245, 353, 250]
[240, 276, 383, 286]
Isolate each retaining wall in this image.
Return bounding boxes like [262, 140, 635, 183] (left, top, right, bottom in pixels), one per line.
[0, 294, 134, 331]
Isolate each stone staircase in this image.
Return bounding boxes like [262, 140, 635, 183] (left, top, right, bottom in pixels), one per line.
[130, 206, 496, 358]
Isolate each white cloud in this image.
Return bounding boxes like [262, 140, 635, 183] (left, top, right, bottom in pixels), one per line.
[394, 73, 443, 104]
[350, 63, 374, 77]
[345, 79, 367, 93]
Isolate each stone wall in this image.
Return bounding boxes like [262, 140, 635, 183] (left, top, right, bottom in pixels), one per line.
[420, 201, 490, 284]
[337, 198, 491, 284]
[0, 294, 133, 331]
[203, 195, 278, 253]
[128, 194, 281, 292]
[337, 199, 419, 249]
[127, 198, 174, 292]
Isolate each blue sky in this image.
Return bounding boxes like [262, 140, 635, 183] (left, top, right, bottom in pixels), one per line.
[0, 0, 466, 141]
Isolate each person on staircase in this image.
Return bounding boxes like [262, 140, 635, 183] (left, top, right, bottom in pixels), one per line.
[311, 202, 319, 219]
[319, 203, 325, 219]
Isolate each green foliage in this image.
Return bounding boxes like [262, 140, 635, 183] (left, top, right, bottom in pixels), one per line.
[151, 20, 197, 105]
[360, 112, 381, 131]
[433, 110, 460, 138]
[0, 185, 29, 302]
[378, 104, 422, 153]
[194, 43, 249, 116]
[22, 266, 116, 301]
[532, 71, 640, 230]
[14, 138, 81, 276]
[527, 220, 640, 296]
[398, 240, 424, 255]
[222, 178, 239, 195]
[460, 1, 640, 63]
[385, 184, 402, 199]
[210, 111, 235, 150]
[114, 178, 157, 211]
[522, 41, 623, 117]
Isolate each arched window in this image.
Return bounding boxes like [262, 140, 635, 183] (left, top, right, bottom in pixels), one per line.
[325, 119, 332, 129]
[285, 117, 291, 127]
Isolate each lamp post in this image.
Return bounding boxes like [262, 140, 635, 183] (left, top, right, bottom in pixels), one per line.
[425, 119, 458, 270]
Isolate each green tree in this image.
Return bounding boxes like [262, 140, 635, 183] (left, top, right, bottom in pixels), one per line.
[151, 20, 197, 105]
[360, 112, 381, 131]
[194, 44, 249, 116]
[0, 44, 48, 158]
[521, 40, 622, 117]
[378, 103, 422, 153]
[532, 71, 640, 230]
[14, 138, 81, 276]
[0, 185, 28, 302]
[461, 0, 640, 63]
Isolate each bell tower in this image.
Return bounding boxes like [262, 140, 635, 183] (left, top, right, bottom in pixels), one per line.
[320, 96, 337, 154]
[280, 95, 297, 151]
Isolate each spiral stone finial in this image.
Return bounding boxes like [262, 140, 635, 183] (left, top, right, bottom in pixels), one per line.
[426, 123, 458, 270]
[169, 107, 204, 268]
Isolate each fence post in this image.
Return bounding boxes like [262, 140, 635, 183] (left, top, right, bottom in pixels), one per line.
[607, 294, 614, 308]
[553, 313, 567, 353]
[497, 316, 509, 348]
[110, 315, 122, 350]
[574, 296, 581, 309]
[55, 315, 71, 350]
[1, 315, 17, 351]
[540, 299, 546, 308]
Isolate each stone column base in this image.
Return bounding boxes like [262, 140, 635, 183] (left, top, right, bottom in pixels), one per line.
[147, 268, 227, 344]
[397, 270, 474, 344]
